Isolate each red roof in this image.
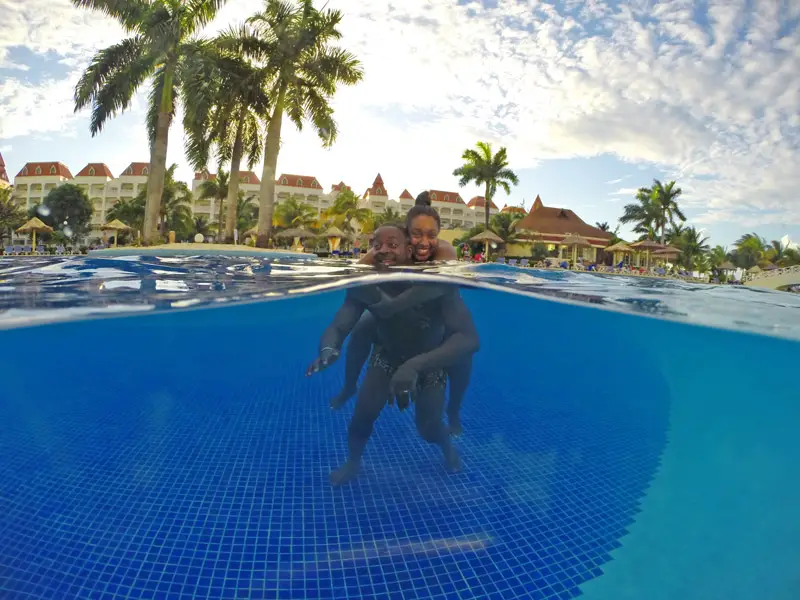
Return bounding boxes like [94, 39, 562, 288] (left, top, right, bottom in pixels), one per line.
[399, 189, 414, 200]
[366, 173, 388, 197]
[276, 173, 322, 190]
[331, 181, 351, 192]
[0, 152, 7, 183]
[119, 162, 150, 177]
[195, 171, 261, 184]
[514, 195, 612, 243]
[428, 190, 465, 204]
[501, 206, 526, 214]
[467, 196, 499, 210]
[76, 163, 114, 178]
[16, 162, 73, 179]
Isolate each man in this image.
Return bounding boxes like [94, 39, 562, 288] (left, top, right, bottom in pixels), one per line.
[307, 224, 479, 486]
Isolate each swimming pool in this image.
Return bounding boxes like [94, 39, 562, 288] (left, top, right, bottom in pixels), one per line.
[1, 254, 799, 599]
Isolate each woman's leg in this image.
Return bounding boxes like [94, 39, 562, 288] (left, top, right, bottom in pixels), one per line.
[446, 354, 473, 437]
[330, 312, 378, 409]
[415, 379, 461, 472]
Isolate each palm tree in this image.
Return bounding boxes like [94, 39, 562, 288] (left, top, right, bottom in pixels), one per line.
[708, 245, 728, 268]
[677, 226, 709, 271]
[0, 187, 26, 243]
[595, 221, 611, 232]
[193, 216, 211, 237]
[236, 192, 259, 234]
[182, 47, 268, 243]
[130, 163, 192, 239]
[619, 187, 660, 240]
[371, 207, 405, 229]
[732, 232, 767, 268]
[666, 223, 686, 245]
[322, 189, 371, 233]
[490, 212, 524, 249]
[196, 169, 230, 235]
[72, 0, 227, 244]
[274, 194, 317, 229]
[650, 180, 685, 245]
[106, 196, 146, 237]
[766, 240, 786, 264]
[227, 0, 364, 247]
[453, 141, 519, 229]
[784, 248, 800, 266]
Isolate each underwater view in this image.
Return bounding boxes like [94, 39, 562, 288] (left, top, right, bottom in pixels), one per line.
[1, 253, 799, 600]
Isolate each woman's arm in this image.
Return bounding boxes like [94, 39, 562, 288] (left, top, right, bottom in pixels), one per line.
[435, 239, 458, 260]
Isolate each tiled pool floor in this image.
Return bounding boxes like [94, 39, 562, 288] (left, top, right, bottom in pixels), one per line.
[1, 364, 669, 599]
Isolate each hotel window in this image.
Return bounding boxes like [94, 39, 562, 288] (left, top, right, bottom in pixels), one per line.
[430, 193, 437, 200]
[35, 167, 42, 175]
[125, 168, 132, 175]
[50, 166, 57, 175]
[280, 177, 287, 184]
[296, 178, 302, 186]
[142, 167, 149, 175]
[22, 167, 28, 176]
[88, 167, 95, 176]
[312, 179, 319, 187]
[444, 195, 449, 202]
[243, 177, 249, 184]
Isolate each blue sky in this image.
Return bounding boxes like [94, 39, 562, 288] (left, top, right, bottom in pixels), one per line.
[1, 0, 798, 248]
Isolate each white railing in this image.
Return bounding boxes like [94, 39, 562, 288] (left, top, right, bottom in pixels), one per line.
[744, 264, 800, 282]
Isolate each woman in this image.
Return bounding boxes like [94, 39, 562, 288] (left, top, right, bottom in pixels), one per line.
[330, 192, 473, 436]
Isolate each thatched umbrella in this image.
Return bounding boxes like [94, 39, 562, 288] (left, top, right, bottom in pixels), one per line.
[605, 241, 634, 267]
[470, 230, 504, 261]
[274, 227, 315, 250]
[720, 261, 737, 271]
[323, 226, 347, 253]
[653, 246, 681, 265]
[763, 263, 779, 271]
[561, 233, 592, 265]
[16, 217, 54, 250]
[747, 265, 762, 274]
[100, 219, 131, 248]
[631, 239, 664, 268]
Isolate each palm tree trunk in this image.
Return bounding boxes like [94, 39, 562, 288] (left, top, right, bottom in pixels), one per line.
[484, 182, 490, 230]
[256, 86, 285, 248]
[225, 115, 245, 243]
[144, 110, 171, 243]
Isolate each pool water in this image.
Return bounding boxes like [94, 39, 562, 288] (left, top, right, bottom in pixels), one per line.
[1, 254, 799, 600]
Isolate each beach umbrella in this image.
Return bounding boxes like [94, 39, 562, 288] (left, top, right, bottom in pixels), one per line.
[561, 233, 591, 265]
[323, 226, 347, 253]
[747, 265, 762, 274]
[763, 263, 778, 271]
[16, 217, 54, 250]
[100, 219, 131, 248]
[604, 241, 634, 266]
[274, 227, 315, 250]
[631, 239, 664, 268]
[720, 261, 737, 271]
[470, 230, 504, 261]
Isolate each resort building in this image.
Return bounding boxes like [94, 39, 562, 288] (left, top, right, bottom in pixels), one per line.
[0, 152, 9, 189]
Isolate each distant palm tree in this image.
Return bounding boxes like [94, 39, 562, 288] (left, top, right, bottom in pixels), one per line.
[72, 0, 227, 242]
[197, 170, 230, 233]
[453, 141, 519, 229]
[371, 206, 405, 230]
[708, 245, 728, 268]
[106, 196, 146, 237]
[766, 240, 786, 264]
[322, 189, 371, 233]
[677, 226, 709, 270]
[193, 216, 211, 237]
[595, 221, 611, 232]
[732, 232, 767, 268]
[666, 223, 686, 245]
[236, 192, 259, 234]
[275, 195, 317, 229]
[650, 180, 685, 245]
[227, 0, 364, 246]
[490, 212, 524, 245]
[619, 187, 660, 240]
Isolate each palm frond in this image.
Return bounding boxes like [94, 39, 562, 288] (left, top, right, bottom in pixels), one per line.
[71, 0, 150, 32]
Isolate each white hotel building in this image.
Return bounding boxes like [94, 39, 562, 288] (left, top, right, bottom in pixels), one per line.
[7, 158, 498, 242]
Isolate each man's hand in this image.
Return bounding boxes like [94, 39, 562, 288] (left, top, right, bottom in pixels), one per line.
[390, 363, 419, 411]
[305, 347, 340, 376]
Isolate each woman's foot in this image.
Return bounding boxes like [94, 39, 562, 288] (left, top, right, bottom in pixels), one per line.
[444, 446, 462, 473]
[329, 460, 360, 486]
[330, 385, 356, 410]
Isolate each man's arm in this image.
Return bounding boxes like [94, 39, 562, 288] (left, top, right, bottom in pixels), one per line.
[369, 283, 451, 318]
[318, 291, 368, 352]
[401, 290, 479, 373]
[358, 249, 375, 265]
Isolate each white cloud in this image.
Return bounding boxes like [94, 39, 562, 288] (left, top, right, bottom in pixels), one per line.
[605, 176, 629, 185]
[0, 0, 798, 228]
[609, 187, 640, 197]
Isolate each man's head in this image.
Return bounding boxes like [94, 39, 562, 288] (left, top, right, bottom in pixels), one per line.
[371, 224, 412, 268]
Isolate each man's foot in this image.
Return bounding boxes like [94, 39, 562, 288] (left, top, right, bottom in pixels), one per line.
[448, 413, 463, 437]
[444, 446, 462, 473]
[329, 461, 360, 486]
[330, 386, 356, 410]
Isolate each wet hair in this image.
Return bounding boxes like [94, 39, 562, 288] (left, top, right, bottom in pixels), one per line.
[405, 191, 441, 231]
[374, 222, 408, 241]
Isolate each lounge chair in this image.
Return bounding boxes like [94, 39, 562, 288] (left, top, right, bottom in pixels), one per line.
[3, 246, 14, 256]
[56, 245, 65, 255]
[22, 245, 32, 255]
[495, 257, 506, 264]
[519, 259, 529, 267]
[508, 258, 518, 266]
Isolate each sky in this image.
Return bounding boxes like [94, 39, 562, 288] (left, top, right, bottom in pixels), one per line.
[0, 0, 798, 247]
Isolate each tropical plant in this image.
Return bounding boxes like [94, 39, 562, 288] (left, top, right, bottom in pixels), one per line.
[182, 47, 269, 242]
[453, 141, 519, 229]
[322, 188, 371, 232]
[784, 248, 800, 266]
[192, 216, 211, 237]
[650, 180, 685, 245]
[274, 195, 317, 229]
[676, 226, 709, 271]
[619, 187, 660, 241]
[0, 187, 26, 243]
[72, 0, 226, 243]
[666, 223, 686, 245]
[130, 163, 193, 240]
[731, 232, 767, 268]
[595, 221, 611, 232]
[196, 169, 230, 233]
[31, 183, 94, 239]
[235, 192, 259, 234]
[225, 0, 364, 246]
[765, 240, 787, 264]
[489, 212, 524, 245]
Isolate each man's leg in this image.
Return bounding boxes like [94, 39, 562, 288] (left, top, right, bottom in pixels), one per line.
[446, 354, 472, 437]
[331, 313, 378, 409]
[415, 379, 462, 472]
[330, 365, 391, 486]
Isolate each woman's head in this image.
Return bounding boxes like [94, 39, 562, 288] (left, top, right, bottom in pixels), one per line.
[405, 191, 441, 261]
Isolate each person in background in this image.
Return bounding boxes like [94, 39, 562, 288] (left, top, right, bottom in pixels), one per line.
[353, 236, 361, 260]
[330, 197, 476, 436]
[307, 224, 479, 485]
